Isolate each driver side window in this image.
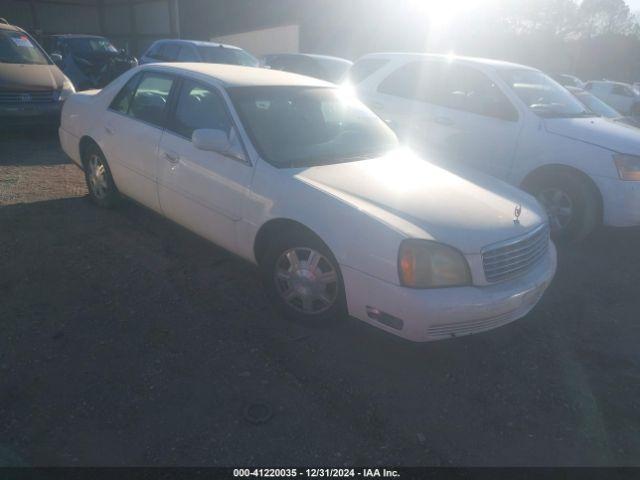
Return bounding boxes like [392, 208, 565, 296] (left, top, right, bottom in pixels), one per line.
[168, 79, 232, 139]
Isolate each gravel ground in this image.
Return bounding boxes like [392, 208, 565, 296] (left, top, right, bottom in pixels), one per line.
[1, 128, 639, 466]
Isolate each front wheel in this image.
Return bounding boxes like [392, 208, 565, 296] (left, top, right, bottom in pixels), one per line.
[525, 171, 599, 243]
[260, 229, 346, 325]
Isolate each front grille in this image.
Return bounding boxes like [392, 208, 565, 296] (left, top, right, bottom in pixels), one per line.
[0, 90, 57, 104]
[482, 224, 549, 283]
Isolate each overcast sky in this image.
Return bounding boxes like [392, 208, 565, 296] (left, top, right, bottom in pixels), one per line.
[628, 0, 640, 12]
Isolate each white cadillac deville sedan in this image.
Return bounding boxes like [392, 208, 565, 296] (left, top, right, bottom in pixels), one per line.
[59, 63, 557, 342]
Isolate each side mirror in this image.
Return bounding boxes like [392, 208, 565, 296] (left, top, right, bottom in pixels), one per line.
[50, 52, 63, 65]
[192, 128, 246, 161]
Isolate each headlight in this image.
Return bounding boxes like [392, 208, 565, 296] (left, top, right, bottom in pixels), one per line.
[614, 153, 640, 181]
[398, 240, 471, 288]
[59, 77, 76, 102]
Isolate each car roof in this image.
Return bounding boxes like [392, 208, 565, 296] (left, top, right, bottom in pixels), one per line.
[357, 52, 538, 72]
[588, 80, 632, 87]
[265, 53, 352, 64]
[151, 39, 243, 51]
[47, 34, 107, 39]
[0, 22, 23, 33]
[565, 86, 586, 93]
[143, 63, 333, 88]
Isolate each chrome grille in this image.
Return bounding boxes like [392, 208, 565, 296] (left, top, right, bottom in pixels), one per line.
[0, 90, 57, 104]
[482, 224, 549, 283]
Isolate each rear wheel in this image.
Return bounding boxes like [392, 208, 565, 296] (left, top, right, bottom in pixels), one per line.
[525, 171, 599, 243]
[83, 145, 119, 208]
[260, 229, 346, 325]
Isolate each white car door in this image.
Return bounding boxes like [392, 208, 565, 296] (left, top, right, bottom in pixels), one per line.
[365, 61, 448, 158]
[157, 77, 254, 253]
[367, 61, 522, 179]
[102, 71, 176, 211]
[428, 63, 523, 179]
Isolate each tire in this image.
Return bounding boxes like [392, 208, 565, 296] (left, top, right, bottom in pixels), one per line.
[525, 171, 599, 243]
[83, 145, 120, 208]
[260, 228, 347, 325]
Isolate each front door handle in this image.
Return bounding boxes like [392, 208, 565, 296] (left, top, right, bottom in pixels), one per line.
[105, 125, 114, 135]
[371, 101, 385, 110]
[163, 151, 180, 164]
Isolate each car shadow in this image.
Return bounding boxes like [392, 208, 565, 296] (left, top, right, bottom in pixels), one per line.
[0, 127, 67, 167]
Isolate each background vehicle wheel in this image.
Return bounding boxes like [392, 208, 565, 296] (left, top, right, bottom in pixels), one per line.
[83, 145, 119, 208]
[525, 171, 599, 243]
[260, 228, 347, 325]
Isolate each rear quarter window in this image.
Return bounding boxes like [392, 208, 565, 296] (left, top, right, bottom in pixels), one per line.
[348, 58, 389, 84]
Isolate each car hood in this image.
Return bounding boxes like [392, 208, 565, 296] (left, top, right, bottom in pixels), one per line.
[544, 116, 640, 154]
[294, 149, 546, 254]
[0, 63, 65, 91]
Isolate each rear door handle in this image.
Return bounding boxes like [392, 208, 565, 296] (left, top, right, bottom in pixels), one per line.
[163, 151, 180, 164]
[105, 126, 114, 135]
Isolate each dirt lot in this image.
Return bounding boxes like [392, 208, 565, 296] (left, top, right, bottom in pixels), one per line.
[1, 128, 639, 466]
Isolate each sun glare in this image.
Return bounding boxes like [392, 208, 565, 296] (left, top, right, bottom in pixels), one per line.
[410, 0, 492, 31]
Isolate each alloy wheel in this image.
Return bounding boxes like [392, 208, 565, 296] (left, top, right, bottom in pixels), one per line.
[274, 247, 339, 314]
[87, 154, 109, 200]
[537, 188, 573, 232]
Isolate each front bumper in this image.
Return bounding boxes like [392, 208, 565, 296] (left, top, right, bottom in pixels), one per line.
[341, 242, 557, 342]
[0, 102, 62, 126]
[593, 175, 640, 227]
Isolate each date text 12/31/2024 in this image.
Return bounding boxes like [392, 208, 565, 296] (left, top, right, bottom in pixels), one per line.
[233, 468, 401, 478]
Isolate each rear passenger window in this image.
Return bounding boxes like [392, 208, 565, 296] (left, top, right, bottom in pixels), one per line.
[169, 79, 231, 138]
[348, 58, 389, 84]
[128, 73, 174, 126]
[177, 46, 199, 62]
[377, 62, 431, 101]
[612, 84, 634, 97]
[109, 73, 142, 114]
[159, 43, 180, 61]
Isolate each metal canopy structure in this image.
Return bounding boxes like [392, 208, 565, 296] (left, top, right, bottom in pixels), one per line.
[2, 0, 180, 54]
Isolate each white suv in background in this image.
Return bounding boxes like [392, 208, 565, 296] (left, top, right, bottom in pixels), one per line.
[350, 53, 640, 241]
[584, 80, 640, 116]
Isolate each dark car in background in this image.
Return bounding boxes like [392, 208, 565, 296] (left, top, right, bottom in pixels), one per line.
[139, 39, 259, 67]
[41, 34, 137, 90]
[261, 53, 353, 84]
[0, 19, 74, 126]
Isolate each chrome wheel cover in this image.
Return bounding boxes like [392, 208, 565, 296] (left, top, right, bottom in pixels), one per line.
[87, 154, 109, 200]
[537, 188, 573, 232]
[274, 247, 338, 314]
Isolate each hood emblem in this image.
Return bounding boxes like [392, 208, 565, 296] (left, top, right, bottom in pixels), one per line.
[513, 204, 522, 224]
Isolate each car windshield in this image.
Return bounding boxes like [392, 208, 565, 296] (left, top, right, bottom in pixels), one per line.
[228, 86, 399, 168]
[500, 69, 594, 118]
[0, 31, 49, 65]
[575, 91, 621, 118]
[197, 45, 258, 67]
[68, 37, 118, 54]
